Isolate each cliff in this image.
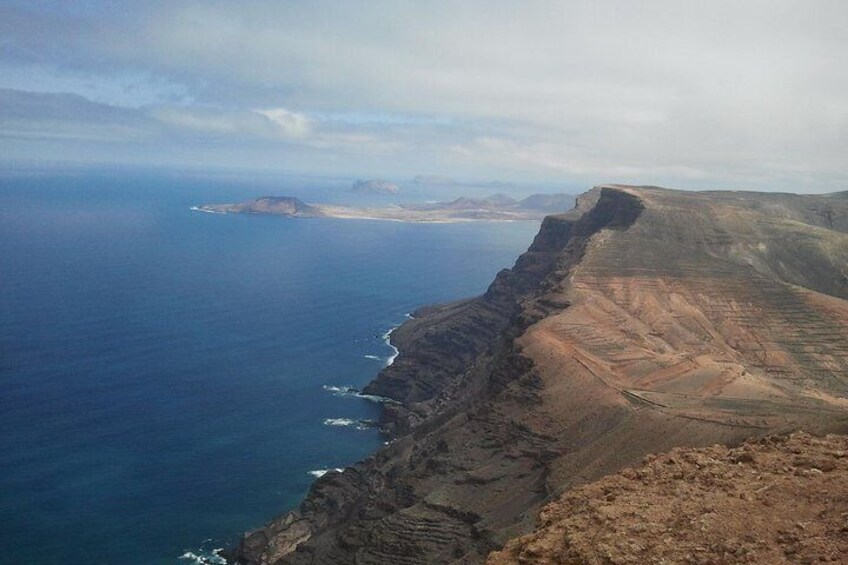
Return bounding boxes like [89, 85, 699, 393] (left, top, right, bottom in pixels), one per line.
[231, 185, 848, 564]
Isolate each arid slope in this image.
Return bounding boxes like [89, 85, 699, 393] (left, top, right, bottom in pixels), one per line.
[232, 185, 848, 565]
[489, 432, 848, 565]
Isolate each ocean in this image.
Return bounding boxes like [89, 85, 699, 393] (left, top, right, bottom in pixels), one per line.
[0, 169, 541, 564]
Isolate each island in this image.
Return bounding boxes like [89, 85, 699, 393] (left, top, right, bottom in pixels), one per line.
[192, 192, 576, 222]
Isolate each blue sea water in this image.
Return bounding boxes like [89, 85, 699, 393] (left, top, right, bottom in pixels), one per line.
[0, 169, 541, 564]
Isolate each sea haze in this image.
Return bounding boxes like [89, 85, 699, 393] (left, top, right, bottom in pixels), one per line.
[0, 169, 541, 564]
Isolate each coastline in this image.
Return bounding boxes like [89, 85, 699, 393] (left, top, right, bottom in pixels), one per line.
[221, 314, 420, 563]
[225, 185, 848, 565]
[381, 327, 400, 367]
[190, 206, 528, 224]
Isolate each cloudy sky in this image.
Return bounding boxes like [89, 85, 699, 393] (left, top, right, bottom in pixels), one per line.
[1, 0, 846, 191]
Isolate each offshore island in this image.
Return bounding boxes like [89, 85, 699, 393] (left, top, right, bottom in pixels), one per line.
[192, 193, 576, 222]
[226, 184, 848, 564]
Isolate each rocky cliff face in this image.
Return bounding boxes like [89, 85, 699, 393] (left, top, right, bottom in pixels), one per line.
[231, 185, 848, 565]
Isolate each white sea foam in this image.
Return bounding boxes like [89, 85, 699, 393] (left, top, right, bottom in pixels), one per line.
[382, 326, 400, 366]
[324, 418, 357, 427]
[385, 344, 400, 367]
[361, 392, 397, 403]
[322, 385, 400, 405]
[323, 418, 378, 430]
[189, 206, 225, 215]
[322, 384, 357, 396]
[178, 548, 227, 564]
[308, 468, 344, 478]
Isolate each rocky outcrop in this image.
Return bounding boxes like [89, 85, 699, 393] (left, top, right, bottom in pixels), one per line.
[231, 185, 848, 565]
[488, 432, 848, 565]
[517, 193, 580, 213]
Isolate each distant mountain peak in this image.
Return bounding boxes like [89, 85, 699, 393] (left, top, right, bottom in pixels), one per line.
[351, 179, 400, 194]
[482, 193, 518, 206]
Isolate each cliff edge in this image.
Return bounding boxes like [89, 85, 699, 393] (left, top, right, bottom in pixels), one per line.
[489, 432, 848, 564]
[232, 185, 848, 564]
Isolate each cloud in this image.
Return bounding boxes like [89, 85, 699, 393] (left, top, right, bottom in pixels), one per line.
[0, 88, 155, 142]
[0, 1, 847, 190]
[148, 105, 276, 137]
[257, 108, 312, 138]
[0, 88, 424, 170]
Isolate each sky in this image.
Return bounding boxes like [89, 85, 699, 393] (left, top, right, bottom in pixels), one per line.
[1, 0, 847, 192]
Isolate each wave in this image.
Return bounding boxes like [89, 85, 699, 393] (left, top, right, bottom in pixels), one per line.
[189, 206, 225, 215]
[178, 548, 227, 564]
[380, 327, 394, 341]
[323, 418, 357, 427]
[363, 354, 382, 360]
[308, 468, 344, 478]
[385, 344, 399, 367]
[322, 384, 358, 396]
[322, 384, 399, 405]
[381, 326, 400, 367]
[323, 417, 378, 430]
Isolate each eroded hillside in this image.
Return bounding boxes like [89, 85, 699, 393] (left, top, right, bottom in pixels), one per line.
[232, 185, 848, 565]
[488, 432, 848, 564]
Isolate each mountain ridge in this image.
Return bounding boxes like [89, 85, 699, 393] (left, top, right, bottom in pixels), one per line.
[230, 184, 848, 564]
